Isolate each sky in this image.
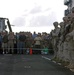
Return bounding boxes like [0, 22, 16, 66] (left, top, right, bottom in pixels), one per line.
[0, 0, 67, 33]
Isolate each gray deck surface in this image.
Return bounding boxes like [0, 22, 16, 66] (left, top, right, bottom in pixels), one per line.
[0, 54, 74, 75]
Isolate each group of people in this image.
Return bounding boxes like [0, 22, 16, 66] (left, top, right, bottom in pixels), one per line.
[0, 31, 52, 54]
[50, 7, 74, 70]
[0, 7, 74, 71]
[0, 31, 15, 54]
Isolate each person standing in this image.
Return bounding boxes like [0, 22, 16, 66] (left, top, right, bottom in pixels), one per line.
[2, 31, 8, 54]
[51, 22, 60, 58]
[34, 34, 42, 54]
[19, 32, 26, 54]
[0, 32, 2, 54]
[8, 32, 15, 54]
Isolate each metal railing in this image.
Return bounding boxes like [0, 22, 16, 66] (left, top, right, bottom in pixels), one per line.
[0, 47, 53, 54]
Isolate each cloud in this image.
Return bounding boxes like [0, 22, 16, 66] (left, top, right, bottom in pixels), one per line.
[30, 6, 42, 14]
[45, 8, 51, 12]
[29, 12, 57, 27]
[12, 17, 26, 27]
[11, 3, 58, 28]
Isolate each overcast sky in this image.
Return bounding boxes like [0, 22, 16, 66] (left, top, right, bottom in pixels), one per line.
[0, 0, 67, 33]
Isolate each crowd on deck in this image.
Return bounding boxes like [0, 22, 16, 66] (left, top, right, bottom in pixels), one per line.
[47, 7, 74, 70]
[0, 31, 53, 54]
[0, 7, 74, 71]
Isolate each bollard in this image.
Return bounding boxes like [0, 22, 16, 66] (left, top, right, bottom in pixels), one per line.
[30, 48, 32, 55]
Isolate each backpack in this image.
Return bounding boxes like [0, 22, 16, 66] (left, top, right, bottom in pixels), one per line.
[19, 35, 26, 42]
[0, 35, 2, 43]
[2, 35, 8, 43]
